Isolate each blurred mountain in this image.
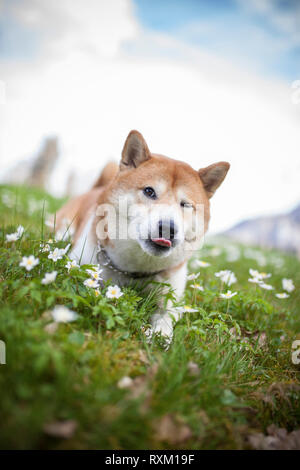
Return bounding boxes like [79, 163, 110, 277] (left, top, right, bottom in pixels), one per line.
[5, 137, 59, 190]
[27, 137, 59, 188]
[224, 204, 300, 255]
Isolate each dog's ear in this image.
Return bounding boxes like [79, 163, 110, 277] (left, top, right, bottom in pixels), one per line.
[199, 162, 230, 198]
[120, 130, 151, 170]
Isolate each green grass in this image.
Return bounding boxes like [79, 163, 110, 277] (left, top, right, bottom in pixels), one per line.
[0, 184, 299, 450]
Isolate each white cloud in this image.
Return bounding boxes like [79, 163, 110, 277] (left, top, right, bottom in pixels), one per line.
[238, 0, 300, 46]
[10, 0, 138, 58]
[0, 0, 300, 233]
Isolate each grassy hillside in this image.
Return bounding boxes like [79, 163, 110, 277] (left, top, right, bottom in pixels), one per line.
[0, 184, 299, 450]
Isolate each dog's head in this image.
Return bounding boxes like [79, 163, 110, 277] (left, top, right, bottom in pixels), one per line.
[96, 130, 229, 271]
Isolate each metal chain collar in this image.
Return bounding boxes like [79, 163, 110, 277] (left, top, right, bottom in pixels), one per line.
[96, 240, 164, 279]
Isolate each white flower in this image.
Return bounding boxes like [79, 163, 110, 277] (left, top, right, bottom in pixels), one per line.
[48, 248, 64, 262]
[51, 305, 78, 323]
[187, 273, 200, 281]
[183, 305, 198, 312]
[16, 225, 24, 238]
[87, 265, 99, 272]
[191, 283, 204, 291]
[41, 271, 57, 285]
[259, 271, 272, 279]
[62, 243, 71, 255]
[276, 293, 289, 299]
[66, 259, 79, 270]
[2, 192, 14, 207]
[6, 225, 24, 242]
[45, 218, 54, 228]
[220, 290, 237, 299]
[260, 282, 274, 290]
[84, 278, 99, 289]
[48, 244, 70, 262]
[175, 305, 198, 313]
[226, 245, 240, 262]
[19, 255, 39, 271]
[6, 232, 19, 242]
[256, 255, 267, 267]
[28, 199, 43, 214]
[215, 270, 237, 286]
[248, 277, 263, 284]
[249, 269, 260, 278]
[195, 260, 211, 268]
[40, 243, 50, 252]
[117, 376, 133, 389]
[94, 289, 101, 297]
[209, 247, 222, 257]
[270, 255, 284, 269]
[282, 278, 295, 293]
[244, 249, 266, 266]
[86, 268, 103, 281]
[249, 268, 271, 280]
[106, 285, 123, 299]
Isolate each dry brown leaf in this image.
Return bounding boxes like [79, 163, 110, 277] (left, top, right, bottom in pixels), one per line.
[251, 382, 300, 410]
[153, 414, 192, 445]
[187, 361, 200, 376]
[197, 409, 210, 425]
[267, 382, 300, 407]
[41, 310, 52, 321]
[129, 376, 149, 399]
[138, 349, 150, 365]
[253, 332, 267, 348]
[102, 405, 121, 422]
[147, 362, 159, 379]
[245, 380, 260, 387]
[43, 420, 77, 439]
[229, 327, 240, 339]
[117, 374, 150, 399]
[248, 425, 300, 450]
[262, 394, 275, 408]
[44, 322, 58, 334]
[116, 363, 159, 413]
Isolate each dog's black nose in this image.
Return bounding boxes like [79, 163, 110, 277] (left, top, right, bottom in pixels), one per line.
[158, 219, 176, 240]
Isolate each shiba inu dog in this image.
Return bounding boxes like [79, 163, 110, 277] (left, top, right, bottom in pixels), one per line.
[56, 130, 229, 342]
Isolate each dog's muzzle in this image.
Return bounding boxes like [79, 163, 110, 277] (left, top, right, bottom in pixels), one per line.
[150, 219, 178, 249]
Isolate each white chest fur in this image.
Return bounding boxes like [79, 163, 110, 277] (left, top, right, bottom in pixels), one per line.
[70, 214, 97, 265]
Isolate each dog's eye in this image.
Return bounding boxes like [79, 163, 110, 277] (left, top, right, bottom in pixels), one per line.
[143, 187, 157, 199]
[181, 201, 193, 209]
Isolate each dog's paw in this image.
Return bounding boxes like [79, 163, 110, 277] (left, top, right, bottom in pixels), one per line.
[145, 314, 174, 348]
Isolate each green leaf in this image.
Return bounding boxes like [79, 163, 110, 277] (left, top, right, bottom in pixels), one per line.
[68, 331, 85, 346]
[30, 290, 42, 303]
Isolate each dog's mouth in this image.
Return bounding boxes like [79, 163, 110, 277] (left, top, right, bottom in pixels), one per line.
[138, 236, 174, 257]
[150, 237, 172, 248]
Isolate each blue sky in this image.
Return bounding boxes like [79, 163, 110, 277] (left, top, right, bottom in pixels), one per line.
[1, 0, 299, 81]
[1, 0, 299, 232]
[133, 0, 300, 81]
[0, 1, 38, 60]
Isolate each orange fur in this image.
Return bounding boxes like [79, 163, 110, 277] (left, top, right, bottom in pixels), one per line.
[92, 161, 119, 189]
[56, 136, 228, 251]
[55, 130, 230, 343]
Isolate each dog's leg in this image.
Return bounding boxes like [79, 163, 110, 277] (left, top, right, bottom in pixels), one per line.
[147, 263, 187, 345]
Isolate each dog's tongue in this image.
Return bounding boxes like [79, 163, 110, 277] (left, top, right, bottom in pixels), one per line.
[151, 238, 172, 248]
